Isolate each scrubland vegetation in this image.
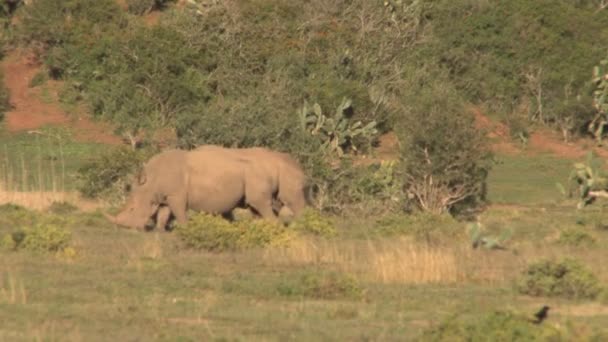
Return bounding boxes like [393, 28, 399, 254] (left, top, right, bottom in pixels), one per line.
[1, 0, 608, 340]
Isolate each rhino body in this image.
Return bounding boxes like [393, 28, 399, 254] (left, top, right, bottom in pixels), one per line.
[107, 145, 308, 230]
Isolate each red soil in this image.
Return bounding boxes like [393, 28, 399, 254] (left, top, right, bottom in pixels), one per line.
[1, 49, 123, 145]
[471, 106, 608, 160]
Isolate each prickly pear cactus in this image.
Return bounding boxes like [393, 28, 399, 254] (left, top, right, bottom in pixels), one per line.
[299, 98, 378, 156]
[568, 151, 608, 208]
[588, 58, 608, 144]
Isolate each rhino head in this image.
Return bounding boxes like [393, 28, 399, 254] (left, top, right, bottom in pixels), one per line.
[105, 170, 163, 230]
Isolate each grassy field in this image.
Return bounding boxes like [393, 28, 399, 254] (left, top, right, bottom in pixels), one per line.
[0, 127, 105, 192]
[0, 151, 608, 341]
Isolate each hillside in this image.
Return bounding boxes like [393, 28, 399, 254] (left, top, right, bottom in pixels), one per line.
[1, 1, 608, 341]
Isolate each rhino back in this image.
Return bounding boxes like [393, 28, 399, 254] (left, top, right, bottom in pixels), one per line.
[184, 148, 249, 214]
[142, 149, 189, 195]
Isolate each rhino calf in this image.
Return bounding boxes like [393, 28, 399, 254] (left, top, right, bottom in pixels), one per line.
[106, 145, 309, 231]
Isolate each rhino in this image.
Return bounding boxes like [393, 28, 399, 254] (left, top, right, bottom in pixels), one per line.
[105, 145, 309, 231]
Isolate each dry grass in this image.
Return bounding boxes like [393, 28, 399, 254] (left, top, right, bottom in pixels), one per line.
[0, 272, 27, 305]
[263, 237, 471, 284]
[262, 236, 608, 286]
[0, 190, 101, 211]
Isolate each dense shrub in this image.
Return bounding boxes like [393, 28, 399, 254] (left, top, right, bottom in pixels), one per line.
[425, 0, 608, 135]
[76, 146, 157, 202]
[175, 213, 295, 252]
[0, 204, 73, 254]
[19, 223, 72, 253]
[14, 1, 399, 157]
[290, 208, 337, 238]
[16, 0, 126, 50]
[396, 78, 493, 214]
[307, 158, 404, 214]
[517, 258, 603, 300]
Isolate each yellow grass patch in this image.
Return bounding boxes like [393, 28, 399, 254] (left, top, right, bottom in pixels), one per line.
[0, 190, 102, 211]
[0, 272, 27, 305]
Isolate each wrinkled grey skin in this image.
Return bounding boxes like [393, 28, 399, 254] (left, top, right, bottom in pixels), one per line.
[106, 145, 308, 230]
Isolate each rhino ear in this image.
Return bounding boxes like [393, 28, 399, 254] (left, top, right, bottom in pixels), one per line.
[137, 170, 147, 185]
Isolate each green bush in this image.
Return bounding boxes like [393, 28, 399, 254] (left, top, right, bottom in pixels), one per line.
[20, 223, 72, 253]
[290, 208, 337, 238]
[175, 213, 294, 252]
[396, 78, 493, 215]
[306, 157, 404, 215]
[517, 258, 603, 300]
[0, 205, 73, 254]
[76, 146, 157, 202]
[277, 271, 363, 300]
[28, 71, 47, 88]
[425, 0, 608, 135]
[419, 310, 562, 342]
[16, 0, 126, 50]
[557, 228, 596, 247]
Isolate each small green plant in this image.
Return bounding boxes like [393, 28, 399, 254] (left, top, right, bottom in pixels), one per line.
[299, 97, 378, 157]
[0, 205, 75, 254]
[28, 71, 47, 88]
[557, 228, 596, 247]
[237, 219, 295, 249]
[517, 258, 603, 300]
[47, 201, 78, 215]
[277, 271, 363, 300]
[353, 160, 403, 204]
[468, 222, 512, 250]
[20, 223, 72, 253]
[419, 309, 562, 342]
[175, 213, 294, 252]
[561, 151, 608, 209]
[290, 208, 337, 238]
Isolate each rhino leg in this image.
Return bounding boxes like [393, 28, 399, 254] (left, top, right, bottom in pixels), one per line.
[166, 195, 188, 225]
[246, 190, 278, 221]
[155, 205, 173, 231]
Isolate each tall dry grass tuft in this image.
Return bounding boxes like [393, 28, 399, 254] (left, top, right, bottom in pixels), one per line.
[0, 272, 27, 305]
[264, 237, 473, 285]
[0, 190, 91, 211]
[264, 235, 608, 286]
[368, 238, 466, 284]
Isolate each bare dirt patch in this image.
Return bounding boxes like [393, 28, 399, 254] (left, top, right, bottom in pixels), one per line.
[527, 126, 608, 160]
[1, 49, 123, 145]
[472, 106, 608, 160]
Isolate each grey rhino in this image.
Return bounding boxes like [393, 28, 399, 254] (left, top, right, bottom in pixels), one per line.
[105, 145, 309, 230]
